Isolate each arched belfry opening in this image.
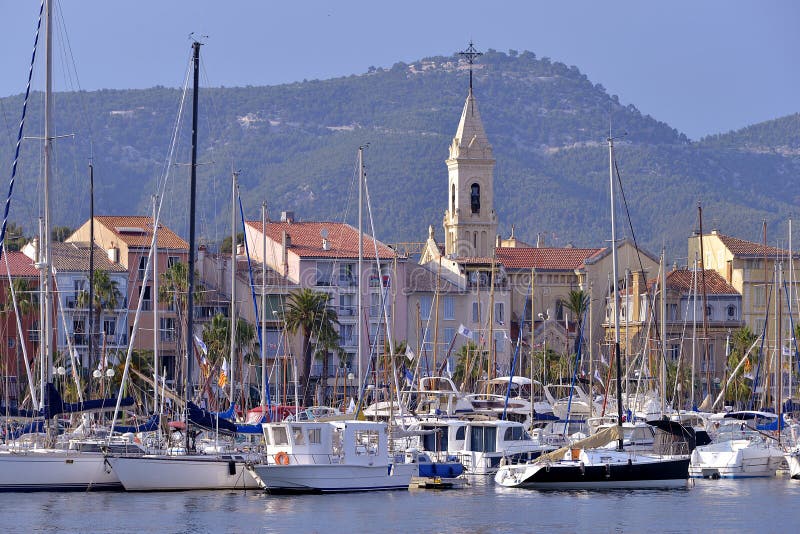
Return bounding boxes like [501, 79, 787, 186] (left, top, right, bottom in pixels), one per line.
[470, 183, 480, 214]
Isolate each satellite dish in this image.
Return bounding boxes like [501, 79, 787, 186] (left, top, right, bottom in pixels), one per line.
[321, 228, 329, 239]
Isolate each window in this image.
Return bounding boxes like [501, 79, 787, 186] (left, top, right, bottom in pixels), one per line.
[455, 426, 466, 441]
[7, 338, 15, 349]
[167, 256, 180, 269]
[140, 285, 152, 311]
[705, 305, 713, 318]
[451, 184, 456, 212]
[28, 321, 39, 342]
[340, 324, 354, 346]
[353, 430, 379, 456]
[469, 425, 496, 453]
[370, 293, 381, 317]
[308, 427, 322, 444]
[470, 183, 480, 214]
[555, 300, 564, 321]
[339, 294, 354, 316]
[339, 264, 355, 285]
[138, 256, 147, 280]
[668, 303, 679, 321]
[444, 327, 455, 342]
[292, 426, 306, 445]
[495, 302, 504, 324]
[160, 317, 176, 342]
[753, 285, 766, 307]
[103, 319, 116, 337]
[504, 426, 530, 441]
[73, 319, 86, 345]
[272, 426, 289, 446]
[316, 262, 333, 286]
[419, 295, 432, 320]
[472, 301, 481, 323]
[727, 305, 737, 320]
[443, 296, 455, 320]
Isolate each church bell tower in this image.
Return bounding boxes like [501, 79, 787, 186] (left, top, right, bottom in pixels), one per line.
[443, 42, 497, 258]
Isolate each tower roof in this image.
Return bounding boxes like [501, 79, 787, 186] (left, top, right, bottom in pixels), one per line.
[449, 89, 493, 160]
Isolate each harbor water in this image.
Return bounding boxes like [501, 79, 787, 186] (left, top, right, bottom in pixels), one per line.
[2, 476, 799, 533]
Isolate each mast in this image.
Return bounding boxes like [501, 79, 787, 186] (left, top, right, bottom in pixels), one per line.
[608, 135, 623, 450]
[260, 201, 267, 409]
[660, 248, 667, 415]
[698, 204, 712, 405]
[41, 0, 54, 405]
[152, 194, 159, 411]
[185, 40, 201, 451]
[530, 268, 535, 423]
[230, 171, 238, 405]
[357, 146, 365, 392]
[88, 163, 95, 378]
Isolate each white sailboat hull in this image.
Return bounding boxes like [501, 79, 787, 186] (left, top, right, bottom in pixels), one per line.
[107, 454, 259, 491]
[0, 450, 120, 491]
[785, 451, 800, 480]
[249, 462, 415, 493]
[689, 439, 785, 478]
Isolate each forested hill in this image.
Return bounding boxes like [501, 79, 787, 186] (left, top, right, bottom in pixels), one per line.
[0, 49, 797, 262]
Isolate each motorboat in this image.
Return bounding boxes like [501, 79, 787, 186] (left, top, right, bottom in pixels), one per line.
[249, 420, 414, 493]
[689, 411, 785, 479]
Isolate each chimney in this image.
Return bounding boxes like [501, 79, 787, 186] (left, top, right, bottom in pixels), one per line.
[726, 260, 732, 284]
[282, 230, 291, 276]
[536, 233, 544, 248]
[236, 243, 245, 256]
[280, 211, 294, 223]
[322, 238, 329, 251]
[107, 246, 119, 264]
[495, 234, 501, 248]
[198, 244, 206, 279]
[632, 270, 644, 322]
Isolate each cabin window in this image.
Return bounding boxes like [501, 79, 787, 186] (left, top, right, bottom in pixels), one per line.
[469, 426, 497, 452]
[353, 429, 379, 456]
[455, 426, 466, 441]
[422, 427, 448, 452]
[470, 183, 480, 213]
[272, 426, 289, 446]
[292, 426, 305, 445]
[504, 426, 529, 441]
[308, 428, 322, 444]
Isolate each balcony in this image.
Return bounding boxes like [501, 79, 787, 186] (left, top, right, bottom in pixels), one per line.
[339, 306, 356, 317]
[337, 275, 358, 287]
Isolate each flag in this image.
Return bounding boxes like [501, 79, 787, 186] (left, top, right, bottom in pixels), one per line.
[194, 335, 208, 355]
[218, 359, 229, 388]
[458, 324, 473, 339]
[403, 367, 414, 387]
[405, 345, 415, 361]
[594, 369, 604, 387]
[346, 398, 356, 414]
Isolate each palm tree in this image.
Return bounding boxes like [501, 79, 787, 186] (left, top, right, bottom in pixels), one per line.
[280, 288, 339, 407]
[725, 326, 758, 408]
[563, 289, 589, 356]
[157, 261, 203, 386]
[76, 269, 122, 371]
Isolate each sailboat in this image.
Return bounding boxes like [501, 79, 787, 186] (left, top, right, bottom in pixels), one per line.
[0, 1, 151, 492]
[494, 135, 691, 489]
[105, 41, 260, 491]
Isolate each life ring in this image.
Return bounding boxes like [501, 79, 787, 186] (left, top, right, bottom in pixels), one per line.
[274, 451, 290, 465]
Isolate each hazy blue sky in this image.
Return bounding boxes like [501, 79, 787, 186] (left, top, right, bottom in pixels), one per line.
[0, 0, 796, 140]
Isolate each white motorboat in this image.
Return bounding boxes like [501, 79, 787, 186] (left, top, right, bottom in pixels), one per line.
[249, 420, 414, 493]
[689, 411, 785, 479]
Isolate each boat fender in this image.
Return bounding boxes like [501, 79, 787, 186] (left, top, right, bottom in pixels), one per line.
[579, 461, 585, 476]
[228, 461, 237, 475]
[605, 464, 611, 478]
[275, 451, 290, 465]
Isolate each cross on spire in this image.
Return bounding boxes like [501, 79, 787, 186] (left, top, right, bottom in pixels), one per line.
[459, 41, 483, 91]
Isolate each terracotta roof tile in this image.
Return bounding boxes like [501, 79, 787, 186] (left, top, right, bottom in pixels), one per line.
[647, 269, 739, 295]
[95, 216, 188, 250]
[0, 251, 38, 277]
[495, 246, 606, 270]
[51, 241, 128, 273]
[713, 233, 795, 259]
[246, 220, 396, 259]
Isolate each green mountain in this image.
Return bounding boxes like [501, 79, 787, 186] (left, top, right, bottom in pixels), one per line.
[1, 49, 798, 262]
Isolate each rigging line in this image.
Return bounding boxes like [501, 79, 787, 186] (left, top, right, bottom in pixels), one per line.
[110, 53, 193, 434]
[612, 152, 668, 380]
[0, 0, 44, 261]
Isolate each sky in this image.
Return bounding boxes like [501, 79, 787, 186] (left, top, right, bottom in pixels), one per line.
[0, 0, 797, 140]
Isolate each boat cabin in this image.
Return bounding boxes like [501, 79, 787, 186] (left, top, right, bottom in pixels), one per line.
[261, 420, 390, 467]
